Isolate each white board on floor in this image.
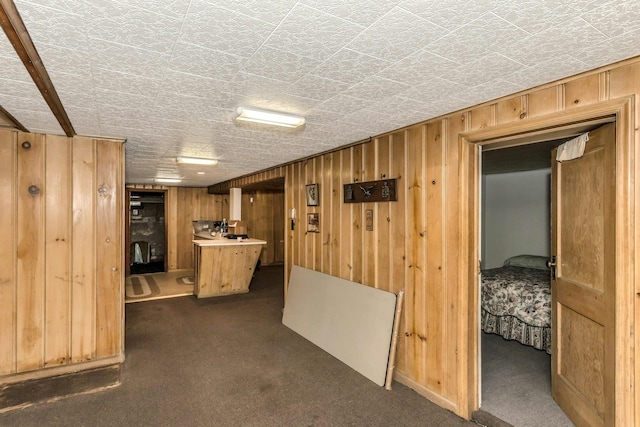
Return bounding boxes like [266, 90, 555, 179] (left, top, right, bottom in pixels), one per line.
[282, 265, 397, 386]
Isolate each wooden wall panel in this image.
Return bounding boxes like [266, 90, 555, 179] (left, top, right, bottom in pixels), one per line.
[0, 130, 17, 375]
[321, 154, 332, 274]
[389, 131, 407, 373]
[339, 149, 353, 281]
[71, 137, 96, 363]
[16, 133, 45, 372]
[240, 190, 284, 265]
[564, 74, 601, 109]
[406, 124, 426, 384]
[362, 141, 376, 288]
[351, 145, 363, 283]
[445, 115, 465, 404]
[166, 187, 179, 270]
[95, 139, 123, 357]
[329, 151, 341, 277]
[44, 135, 71, 367]
[375, 136, 390, 291]
[1, 132, 124, 381]
[425, 122, 444, 393]
[527, 86, 561, 118]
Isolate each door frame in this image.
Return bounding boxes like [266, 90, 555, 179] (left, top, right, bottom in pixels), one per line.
[458, 97, 635, 423]
[125, 188, 169, 275]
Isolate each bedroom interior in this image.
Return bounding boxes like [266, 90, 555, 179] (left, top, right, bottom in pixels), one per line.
[480, 144, 570, 426]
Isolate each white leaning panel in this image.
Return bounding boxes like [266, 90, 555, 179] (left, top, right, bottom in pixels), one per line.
[282, 265, 397, 386]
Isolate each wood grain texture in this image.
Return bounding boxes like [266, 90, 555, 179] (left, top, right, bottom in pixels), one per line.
[16, 133, 45, 372]
[44, 135, 71, 367]
[406, 124, 426, 384]
[0, 130, 17, 375]
[95, 139, 123, 357]
[71, 137, 95, 363]
[193, 241, 265, 298]
[425, 122, 444, 393]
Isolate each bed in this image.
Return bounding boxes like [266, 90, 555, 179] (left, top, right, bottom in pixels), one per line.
[481, 255, 552, 354]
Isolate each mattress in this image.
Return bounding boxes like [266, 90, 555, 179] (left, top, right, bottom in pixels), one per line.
[481, 265, 551, 353]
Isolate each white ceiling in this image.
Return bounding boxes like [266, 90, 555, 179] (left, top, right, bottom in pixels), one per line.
[1, 0, 639, 187]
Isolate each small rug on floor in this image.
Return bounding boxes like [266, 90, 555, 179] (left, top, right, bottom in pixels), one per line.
[126, 269, 194, 303]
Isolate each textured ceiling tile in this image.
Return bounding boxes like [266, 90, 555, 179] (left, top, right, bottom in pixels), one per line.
[490, 0, 559, 35]
[37, 44, 93, 79]
[504, 54, 589, 88]
[81, 1, 181, 53]
[343, 75, 410, 101]
[446, 53, 524, 87]
[93, 67, 163, 97]
[110, 0, 192, 19]
[211, 0, 298, 25]
[426, 12, 530, 65]
[284, 75, 351, 102]
[262, 3, 364, 61]
[315, 94, 370, 114]
[503, 16, 609, 65]
[89, 39, 171, 80]
[169, 42, 244, 82]
[180, 0, 276, 57]
[13, 2, 90, 52]
[300, 0, 400, 26]
[377, 49, 461, 86]
[242, 47, 321, 83]
[458, 78, 526, 106]
[309, 48, 392, 85]
[366, 98, 435, 127]
[568, 27, 640, 67]
[161, 70, 231, 98]
[399, 0, 496, 32]
[582, 0, 640, 37]
[347, 7, 445, 62]
[401, 77, 462, 103]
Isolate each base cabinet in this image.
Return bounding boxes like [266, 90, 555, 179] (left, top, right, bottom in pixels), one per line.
[193, 239, 266, 298]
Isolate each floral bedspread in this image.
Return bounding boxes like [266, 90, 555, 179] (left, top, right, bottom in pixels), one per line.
[481, 265, 551, 353]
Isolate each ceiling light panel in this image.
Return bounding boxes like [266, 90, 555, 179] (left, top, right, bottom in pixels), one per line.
[176, 156, 219, 165]
[235, 107, 305, 128]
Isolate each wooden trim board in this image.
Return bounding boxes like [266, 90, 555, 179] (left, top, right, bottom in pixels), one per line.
[282, 265, 397, 386]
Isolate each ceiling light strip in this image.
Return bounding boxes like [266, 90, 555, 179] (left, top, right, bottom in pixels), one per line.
[235, 107, 305, 128]
[176, 156, 218, 165]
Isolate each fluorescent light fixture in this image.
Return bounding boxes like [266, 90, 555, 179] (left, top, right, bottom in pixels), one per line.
[176, 156, 218, 165]
[155, 178, 182, 184]
[235, 107, 305, 128]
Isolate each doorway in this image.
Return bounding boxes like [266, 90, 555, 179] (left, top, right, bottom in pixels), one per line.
[460, 97, 634, 425]
[126, 190, 167, 275]
[479, 145, 570, 426]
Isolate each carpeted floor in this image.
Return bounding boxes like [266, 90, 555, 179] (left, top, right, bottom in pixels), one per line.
[1, 265, 474, 427]
[481, 332, 573, 426]
[125, 269, 195, 303]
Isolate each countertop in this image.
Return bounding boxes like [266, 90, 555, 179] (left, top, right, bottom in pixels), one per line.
[192, 234, 266, 247]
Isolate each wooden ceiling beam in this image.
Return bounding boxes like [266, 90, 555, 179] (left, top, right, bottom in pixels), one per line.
[0, 104, 29, 132]
[0, 0, 75, 137]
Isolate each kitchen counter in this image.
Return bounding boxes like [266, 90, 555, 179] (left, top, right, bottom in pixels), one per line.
[192, 236, 266, 298]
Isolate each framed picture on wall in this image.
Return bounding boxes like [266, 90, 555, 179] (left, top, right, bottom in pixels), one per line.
[307, 213, 319, 232]
[306, 183, 319, 206]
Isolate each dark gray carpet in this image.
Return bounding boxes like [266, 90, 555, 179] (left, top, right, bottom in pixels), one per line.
[481, 332, 573, 427]
[1, 265, 474, 427]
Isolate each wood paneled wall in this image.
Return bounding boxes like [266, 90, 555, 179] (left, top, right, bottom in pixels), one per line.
[241, 191, 285, 265]
[215, 56, 640, 422]
[0, 131, 124, 379]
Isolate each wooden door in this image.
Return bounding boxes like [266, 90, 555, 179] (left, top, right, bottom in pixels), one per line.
[551, 122, 615, 426]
